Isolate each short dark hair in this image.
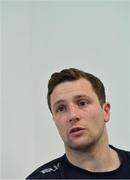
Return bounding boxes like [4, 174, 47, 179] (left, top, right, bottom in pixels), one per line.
[47, 68, 106, 112]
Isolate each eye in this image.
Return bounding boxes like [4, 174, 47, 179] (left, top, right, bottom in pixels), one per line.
[56, 105, 66, 113]
[78, 100, 89, 107]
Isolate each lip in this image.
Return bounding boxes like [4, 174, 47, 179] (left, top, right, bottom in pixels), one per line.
[69, 126, 86, 134]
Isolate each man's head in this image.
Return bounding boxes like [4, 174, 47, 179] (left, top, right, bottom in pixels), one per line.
[47, 68, 106, 112]
[47, 68, 110, 151]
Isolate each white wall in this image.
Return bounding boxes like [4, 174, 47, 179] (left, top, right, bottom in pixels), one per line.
[1, 1, 130, 179]
[0, 1, 2, 178]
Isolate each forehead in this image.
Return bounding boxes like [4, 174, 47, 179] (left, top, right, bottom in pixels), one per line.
[53, 78, 92, 93]
[50, 78, 96, 105]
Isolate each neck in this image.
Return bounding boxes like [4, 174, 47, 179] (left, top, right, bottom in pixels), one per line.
[65, 132, 120, 172]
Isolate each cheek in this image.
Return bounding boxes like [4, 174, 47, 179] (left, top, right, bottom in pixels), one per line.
[54, 119, 62, 130]
[54, 118, 68, 142]
[82, 107, 97, 119]
[54, 117, 67, 134]
[82, 108, 104, 126]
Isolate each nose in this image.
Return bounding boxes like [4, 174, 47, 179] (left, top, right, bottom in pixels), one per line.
[68, 104, 80, 123]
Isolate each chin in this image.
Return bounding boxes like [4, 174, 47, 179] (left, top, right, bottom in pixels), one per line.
[67, 140, 94, 151]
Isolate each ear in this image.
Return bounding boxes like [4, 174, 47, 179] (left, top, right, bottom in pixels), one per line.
[103, 102, 111, 123]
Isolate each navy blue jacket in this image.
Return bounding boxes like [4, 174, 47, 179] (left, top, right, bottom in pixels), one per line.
[26, 145, 130, 179]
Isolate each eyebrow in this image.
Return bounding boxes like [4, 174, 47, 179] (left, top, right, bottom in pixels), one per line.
[53, 100, 66, 109]
[74, 95, 88, 99]
[53, 94, 90, 108]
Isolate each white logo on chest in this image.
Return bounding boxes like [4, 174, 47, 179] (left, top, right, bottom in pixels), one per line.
[41, 162, 60, 174]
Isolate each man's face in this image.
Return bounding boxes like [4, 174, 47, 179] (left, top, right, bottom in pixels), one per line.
[50, 78, 110, 151]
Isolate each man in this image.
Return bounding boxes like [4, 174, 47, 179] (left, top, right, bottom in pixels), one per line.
[26, 68, 130, 179]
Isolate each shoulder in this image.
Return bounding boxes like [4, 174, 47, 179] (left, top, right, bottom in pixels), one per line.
[26, 155, 65, 179]
[119, 148, 130, 159]
[114, 145, 130, 155]
[111, 145, 130, 161]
